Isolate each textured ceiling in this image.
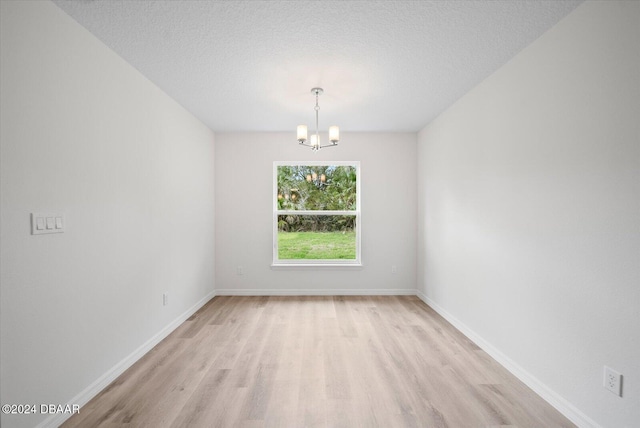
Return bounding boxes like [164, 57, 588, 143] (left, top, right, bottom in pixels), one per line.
[52, 0, 582, 132]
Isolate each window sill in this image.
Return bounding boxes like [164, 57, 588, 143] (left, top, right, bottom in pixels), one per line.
[271, 263, 363, 270]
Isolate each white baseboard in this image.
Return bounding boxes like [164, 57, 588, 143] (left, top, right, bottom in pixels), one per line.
[215, 288, 417, 296]
[37, 290, 216, 428]
[415, 291, 601, 428]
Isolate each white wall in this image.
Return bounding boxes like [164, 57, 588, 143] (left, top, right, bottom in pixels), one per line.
[215, 132, 416, 294]
[0, 2, 215, 427]
[417, 1, 639, 427]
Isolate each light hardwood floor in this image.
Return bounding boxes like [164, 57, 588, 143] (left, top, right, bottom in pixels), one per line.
[62, 296, 575, 427]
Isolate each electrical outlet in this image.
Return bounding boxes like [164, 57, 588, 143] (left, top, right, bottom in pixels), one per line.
[163, 293, 169, 306]
[391, 265, 397, 274]
[604, 366, 622, 397]
[237, 266, 244, 276]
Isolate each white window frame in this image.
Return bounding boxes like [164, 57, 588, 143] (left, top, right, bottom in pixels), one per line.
[272, 161, 361, 267]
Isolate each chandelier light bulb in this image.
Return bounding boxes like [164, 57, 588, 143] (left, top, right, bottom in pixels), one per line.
[329, 126, 340, 144]
[297, 125, 308, 143]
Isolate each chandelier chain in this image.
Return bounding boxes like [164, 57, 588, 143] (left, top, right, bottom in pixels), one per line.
[315, 92, 320, 141]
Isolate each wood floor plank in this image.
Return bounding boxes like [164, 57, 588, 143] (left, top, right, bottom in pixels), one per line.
[62, 296, 575, 428]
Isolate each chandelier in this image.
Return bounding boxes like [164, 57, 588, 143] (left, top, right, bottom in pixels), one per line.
[297, 88, 339, 151]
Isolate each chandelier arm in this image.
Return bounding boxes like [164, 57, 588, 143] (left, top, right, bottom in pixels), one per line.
[317, 142, 339, 149]
[299, 141, 324, 151]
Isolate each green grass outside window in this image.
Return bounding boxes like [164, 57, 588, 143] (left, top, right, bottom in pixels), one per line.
[278, 231, 356, 259]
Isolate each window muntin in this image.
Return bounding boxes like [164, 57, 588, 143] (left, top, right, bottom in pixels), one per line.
[273, 162, 361, 266]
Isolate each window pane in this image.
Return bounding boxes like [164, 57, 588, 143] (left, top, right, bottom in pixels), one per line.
[277, 214, 356, 260]
[277, 165, 356, 211]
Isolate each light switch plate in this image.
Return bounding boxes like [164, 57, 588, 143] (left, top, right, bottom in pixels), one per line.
[31, 213, 65, 235]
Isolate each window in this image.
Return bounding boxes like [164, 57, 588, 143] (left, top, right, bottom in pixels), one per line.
[273, 161, 361, 266]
